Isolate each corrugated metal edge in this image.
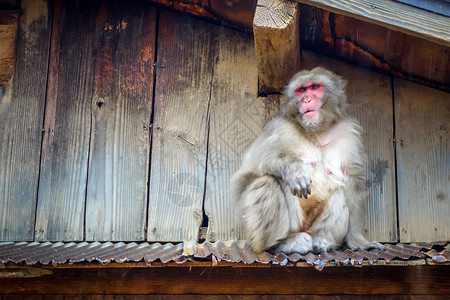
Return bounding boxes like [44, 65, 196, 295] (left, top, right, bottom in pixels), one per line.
[0, 240, 448, 268]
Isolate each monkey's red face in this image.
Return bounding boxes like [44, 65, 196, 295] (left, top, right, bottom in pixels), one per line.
[295, 83, 324, 121]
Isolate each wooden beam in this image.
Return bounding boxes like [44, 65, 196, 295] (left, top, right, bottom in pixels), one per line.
[295, 0, 450, 46]
[253, 0, 301, 93]
[0, 10, 19, 86]
[0, 265, 449, 295]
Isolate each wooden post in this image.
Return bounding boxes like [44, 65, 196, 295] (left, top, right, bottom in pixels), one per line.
[253, 0, 301, 93]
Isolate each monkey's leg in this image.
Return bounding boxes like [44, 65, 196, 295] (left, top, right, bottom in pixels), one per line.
[308, 189, 349, 253]
[344, 183, 385, 250]
[274, 232, 314, 254]
[240, 175, 302, 253]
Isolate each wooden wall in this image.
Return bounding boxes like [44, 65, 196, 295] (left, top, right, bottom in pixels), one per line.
[0, 0, 448, 243]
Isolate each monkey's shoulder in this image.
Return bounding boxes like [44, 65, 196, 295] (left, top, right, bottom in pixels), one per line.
[263, 117, 308, 142]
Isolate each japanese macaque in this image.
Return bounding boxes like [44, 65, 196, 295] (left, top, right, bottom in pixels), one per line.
[231, 67, 383, 254]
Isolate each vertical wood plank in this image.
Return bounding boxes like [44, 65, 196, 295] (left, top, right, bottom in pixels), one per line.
[35, 0, 97, 241]
[205, 28, 261, 241]
[302, 50, 398, 242]
[84, 1, 156, 241]
[147, 9, 213, 241]
[395, 79, 449, 242]
[0, 0, 50, 241]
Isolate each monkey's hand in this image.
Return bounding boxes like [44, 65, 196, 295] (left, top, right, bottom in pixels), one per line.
[280, 162, 311, 199]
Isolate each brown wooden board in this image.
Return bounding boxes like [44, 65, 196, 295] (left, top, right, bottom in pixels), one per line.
[395, 79, 449, 242]
[0, 0, 51, 241]
[0, 266, 449, 295]
[147, 9, 213, 241]
[35, 0, 98, 241]
[205, 27, 260, 241]
[301, 50, 398, 242]
[84, 1, 156, 241]
[14, 296, 450, 300]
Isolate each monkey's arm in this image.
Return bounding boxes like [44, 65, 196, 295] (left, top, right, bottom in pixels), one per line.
[256, 120, 311, 199]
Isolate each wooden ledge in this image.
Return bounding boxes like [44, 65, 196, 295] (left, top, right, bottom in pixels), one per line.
[0, 263, 449, 295]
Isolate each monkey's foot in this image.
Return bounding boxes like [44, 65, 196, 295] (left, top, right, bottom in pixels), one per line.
[274, 232, 313, 254]
[312, 236, 332, 253]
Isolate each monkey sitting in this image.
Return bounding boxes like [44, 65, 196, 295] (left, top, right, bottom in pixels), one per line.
[231, 67, 384, 254]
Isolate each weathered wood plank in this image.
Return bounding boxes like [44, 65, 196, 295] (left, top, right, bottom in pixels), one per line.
[0, 10, 19, 86]
[84, 1, 156, 241]
[35, 0, 97, 241]
[205, 28, 260, 241]
[395, 79, 449, 242]
[253, 0, 301, 93]
[0, 0, 50, 241]
[301, 50, 397, 242]
[147, 9, 213, 241]
[295, 0, 450, 46]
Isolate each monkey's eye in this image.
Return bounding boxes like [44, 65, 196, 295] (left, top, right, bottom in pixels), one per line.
[298, 87, 306, 93]
[312, 84, 320, 90]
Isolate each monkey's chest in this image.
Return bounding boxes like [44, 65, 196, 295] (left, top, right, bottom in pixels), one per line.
[297, 161, 345, 232]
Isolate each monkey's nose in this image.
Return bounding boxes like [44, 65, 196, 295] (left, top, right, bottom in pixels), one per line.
[303, 95, 311, 103]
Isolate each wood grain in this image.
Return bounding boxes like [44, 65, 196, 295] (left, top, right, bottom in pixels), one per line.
[147, 9, 213, 241]
[84, 1, 156, 241]
[0, 266, 449, 295]
[35, 0, 97, 241]
[295, 0, 450, 46]
[301, 50, 397, 242]
[395, 79, 449, 242]
[0, 0, 50, 241]
[205, 27, 260, 241]
[253, 0, 301, 92]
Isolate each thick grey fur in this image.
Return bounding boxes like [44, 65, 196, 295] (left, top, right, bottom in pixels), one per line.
[231, 67, 384, 254]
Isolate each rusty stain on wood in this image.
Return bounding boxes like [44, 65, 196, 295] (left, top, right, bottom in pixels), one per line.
[0, 10, 19, 86]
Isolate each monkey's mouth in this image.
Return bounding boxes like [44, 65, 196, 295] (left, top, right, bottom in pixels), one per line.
[304, 110, 319, 119]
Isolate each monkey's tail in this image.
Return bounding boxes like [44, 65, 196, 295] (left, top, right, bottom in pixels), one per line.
[237, 175, 293, 253]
